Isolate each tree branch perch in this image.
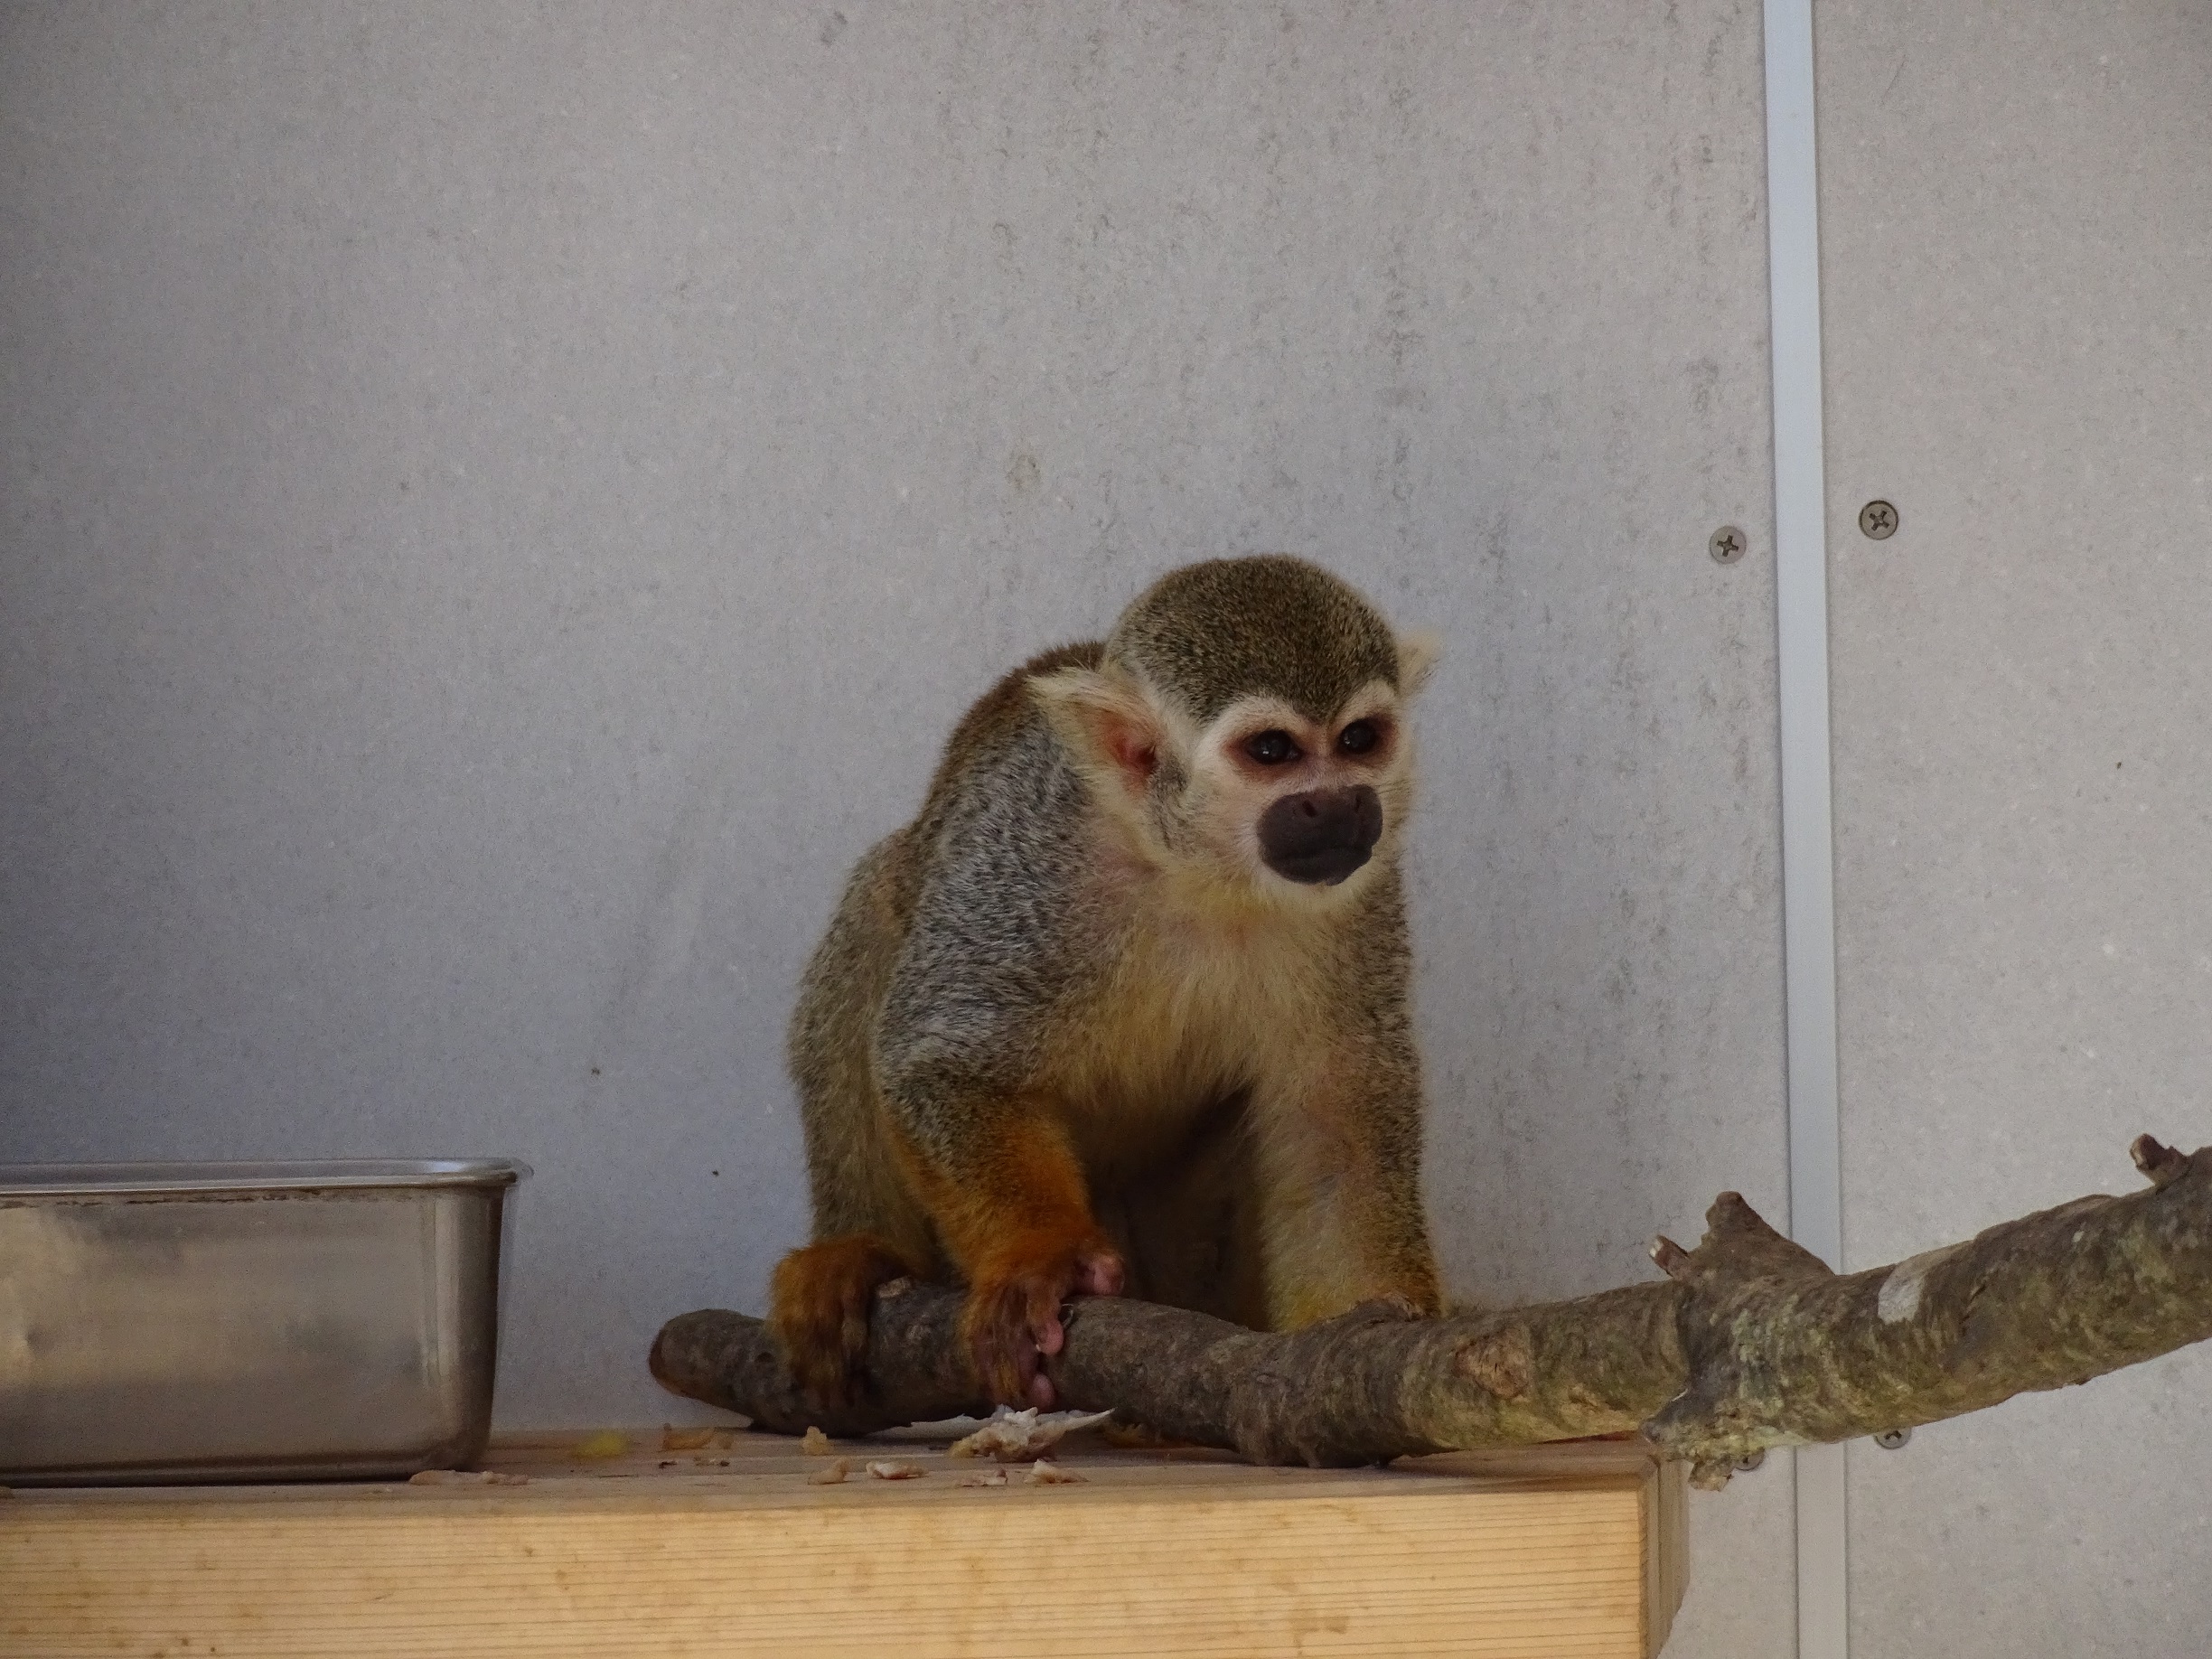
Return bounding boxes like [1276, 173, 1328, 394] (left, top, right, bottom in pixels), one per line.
[651, 1137, 2212, 1487]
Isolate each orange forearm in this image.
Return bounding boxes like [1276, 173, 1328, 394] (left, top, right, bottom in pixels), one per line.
[892, 1106, 1101, 1276]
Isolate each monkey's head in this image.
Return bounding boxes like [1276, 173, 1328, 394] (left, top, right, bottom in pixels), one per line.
[1032, 555, 1439, 905]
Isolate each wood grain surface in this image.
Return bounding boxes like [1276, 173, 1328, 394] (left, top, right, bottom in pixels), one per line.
[2, 1430, 1687, 1657]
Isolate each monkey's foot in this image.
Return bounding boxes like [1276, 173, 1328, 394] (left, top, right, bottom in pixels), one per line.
[963, 1233, 1126, 1409]
[767, 1233, 922, 1405]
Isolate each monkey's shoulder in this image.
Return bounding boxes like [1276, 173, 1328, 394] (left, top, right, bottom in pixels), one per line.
[916, 641, 1101, 810]
[895, 641, 1110, 911]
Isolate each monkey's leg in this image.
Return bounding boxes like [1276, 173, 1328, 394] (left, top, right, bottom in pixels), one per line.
[766, 1233, 924, 1403]
[1248, 1070, 1442, 1330]
[893, 1103, 1126, 1408]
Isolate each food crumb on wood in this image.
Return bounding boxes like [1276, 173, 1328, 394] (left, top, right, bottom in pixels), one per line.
[572, 1430, 630, 1461]
[657, 1458, 678, 1468]
[661, 1426, 716, 1451]
[408, 1469, 530, 1486]
[867, 1459, 928, 1481]
[692, 1456, 732, 1467]
[953, 1460, 1083, 1487]
[801, 1426, 835, 1455]
[807, 1458, 851, 1486]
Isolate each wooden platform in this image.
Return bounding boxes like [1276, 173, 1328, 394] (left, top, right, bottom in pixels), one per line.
[2, 1429, 1687, 1657]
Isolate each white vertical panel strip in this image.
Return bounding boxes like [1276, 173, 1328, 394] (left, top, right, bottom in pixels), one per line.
[1761, 3, 1849, 1658]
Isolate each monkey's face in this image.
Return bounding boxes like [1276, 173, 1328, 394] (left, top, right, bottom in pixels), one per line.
[1176, 682, 1418, 901]
[1026, 559, 1438, 907]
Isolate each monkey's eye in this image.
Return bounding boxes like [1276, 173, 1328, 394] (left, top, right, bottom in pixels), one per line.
[1243, 730, 1301, 766]
[1338, 719, 1380, 755]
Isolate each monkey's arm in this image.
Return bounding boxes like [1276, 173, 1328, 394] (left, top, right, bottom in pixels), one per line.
[1251, 886, 1442, 1328]
[1250, 1045, 1442, 1329]
[878, 1061, 1126, 1406]
[864, 739, 1134, 1406]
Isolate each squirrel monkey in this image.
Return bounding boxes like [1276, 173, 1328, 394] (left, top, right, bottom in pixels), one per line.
[771, 555, 1443, 1407]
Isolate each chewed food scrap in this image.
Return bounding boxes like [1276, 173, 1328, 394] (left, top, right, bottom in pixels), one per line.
[947, 1407, 1114, 1462]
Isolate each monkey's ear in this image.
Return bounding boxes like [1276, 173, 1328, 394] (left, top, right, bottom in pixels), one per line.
[1029, 665, 1168, 798]
[1396, 630, 1443, 697]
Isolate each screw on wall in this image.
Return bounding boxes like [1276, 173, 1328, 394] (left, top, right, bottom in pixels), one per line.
[1859, 500, 1899, 539]
[1872, 1427, 1912, 1450]
[1734, 1449, 1767, 1473]
[1709, 525, 1748, 564]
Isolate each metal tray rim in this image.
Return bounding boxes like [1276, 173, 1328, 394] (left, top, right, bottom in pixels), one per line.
[0, 1158, 530, 1198]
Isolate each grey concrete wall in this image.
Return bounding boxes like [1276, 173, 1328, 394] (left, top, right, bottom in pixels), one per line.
[1818, 4, 2212, 1655]
[2, 4, 1788, 1651]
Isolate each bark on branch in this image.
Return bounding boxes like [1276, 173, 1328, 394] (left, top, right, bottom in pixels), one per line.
[651, 1136, 2212, 1487]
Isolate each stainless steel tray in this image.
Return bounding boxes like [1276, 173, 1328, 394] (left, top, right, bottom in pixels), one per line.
[0, 1158, 526, 1486]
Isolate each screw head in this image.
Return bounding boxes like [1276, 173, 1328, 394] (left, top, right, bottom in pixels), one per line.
[1873, 1427, 1912, 1450]
[1709, 525, 1748, 564]
[1859, 500, 1899, 539]
[1734, 1448, 1767, 1473]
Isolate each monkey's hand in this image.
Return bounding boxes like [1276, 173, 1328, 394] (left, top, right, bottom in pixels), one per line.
[962, 1230, 1126, 1409]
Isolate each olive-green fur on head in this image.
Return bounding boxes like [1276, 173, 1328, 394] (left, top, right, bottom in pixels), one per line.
[1105, 556, 1401, 724]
